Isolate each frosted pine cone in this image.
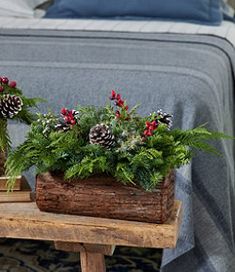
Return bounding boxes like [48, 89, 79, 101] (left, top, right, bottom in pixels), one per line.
[156, 109, 173, 128]
[55, 119, 71, 132]
[0, 95, 23, 118]
[89, 123, 115, 149]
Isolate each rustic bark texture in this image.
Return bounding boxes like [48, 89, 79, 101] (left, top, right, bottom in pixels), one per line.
[36, 171, 175, 223]
[0, 201, 182, 248]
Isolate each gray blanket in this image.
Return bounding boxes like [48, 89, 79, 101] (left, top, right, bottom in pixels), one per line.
[0, 29, 234, 272]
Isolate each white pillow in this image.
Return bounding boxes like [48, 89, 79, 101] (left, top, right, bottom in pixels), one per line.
[0, 0, 47, 17]
[228, 0, 235, 9]
[222, 0, 235, 17]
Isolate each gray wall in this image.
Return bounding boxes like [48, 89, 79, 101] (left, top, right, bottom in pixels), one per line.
[228, 0, 235, 9]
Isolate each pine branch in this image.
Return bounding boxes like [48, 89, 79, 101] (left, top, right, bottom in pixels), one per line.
[115, 162, 135, 185]
[131, 148, 162, 170]
[5, 139, 34, 190]
[21, 97, 45, 108]
[0, 119, 11, 152]
[5, 96, 232, 191]
[13, 109, 36, 124]
[135, 168, 152, 191]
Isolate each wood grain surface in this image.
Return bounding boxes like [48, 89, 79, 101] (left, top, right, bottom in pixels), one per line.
[0, 176, 21, 191]
[0, 200, 182, 249]
[80, 251, 106, 272]
[55, 242, 115, 256]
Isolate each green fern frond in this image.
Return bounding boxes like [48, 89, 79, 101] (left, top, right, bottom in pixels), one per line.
[115, 163, 135, 185]
[172, 126, 232, 145]
[190, 141, 221, 155]
[149, 172, 164, 190]
[65, 156, 108, 180]
[131, 148, 162, 169]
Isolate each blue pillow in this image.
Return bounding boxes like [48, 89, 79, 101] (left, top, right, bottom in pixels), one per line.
[45, 0, 223, 25]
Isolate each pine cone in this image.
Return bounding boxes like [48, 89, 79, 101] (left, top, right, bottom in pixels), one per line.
[89, 123, 115, 149]
[55, 119, 71, 132]
[156, 109, 173, 128]
[0, 95, 23, 118]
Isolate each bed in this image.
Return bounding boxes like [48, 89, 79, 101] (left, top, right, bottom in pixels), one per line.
[0, 3, 235, 272]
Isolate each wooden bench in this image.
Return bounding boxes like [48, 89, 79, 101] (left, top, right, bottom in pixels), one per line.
[0, 200, 182, 272]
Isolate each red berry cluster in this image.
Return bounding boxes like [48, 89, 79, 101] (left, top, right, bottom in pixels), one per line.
[110, 90, 129, 119]
[0, 76, 17, 92]
[144, 121, 158, 137]
[60, 108, 78, 126]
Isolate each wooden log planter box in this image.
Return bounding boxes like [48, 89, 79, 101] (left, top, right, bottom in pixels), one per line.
[36, 171, 175, 224]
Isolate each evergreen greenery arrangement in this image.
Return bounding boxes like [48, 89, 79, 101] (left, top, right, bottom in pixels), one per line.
[0, 76, 42, 176]
[6, 90, 229, 191]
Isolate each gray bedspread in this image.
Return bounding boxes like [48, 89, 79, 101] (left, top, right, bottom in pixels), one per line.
[0, 29, 234, 272]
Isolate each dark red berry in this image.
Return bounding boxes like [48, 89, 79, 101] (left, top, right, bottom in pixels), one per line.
[110, 90, 117, 100]
[70, 119, 76, 125]
[67, 111, 74, 119]
[2, 77, 9, 84]
[0, 86, 4, 92]
[144, 130, 152, 136]
[60, 107, 67, 115]
[150, 121, 157, 129]
[64, 116, 70, 122]
[116, 94, 121, 100]
[146, 121, 151, 128]
[115, 110, 121, 118]
[116, 99, 124, 107]
[9, 81, 17, 88]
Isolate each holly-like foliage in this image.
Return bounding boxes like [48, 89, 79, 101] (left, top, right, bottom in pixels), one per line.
[6, 90, 231, 191]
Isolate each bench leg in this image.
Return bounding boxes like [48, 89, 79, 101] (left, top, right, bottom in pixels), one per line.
[80, 251, 105, 272]
[54, 241, 115, 272]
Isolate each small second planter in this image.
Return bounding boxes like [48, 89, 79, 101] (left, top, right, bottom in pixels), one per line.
[36, 171, 175, 224]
